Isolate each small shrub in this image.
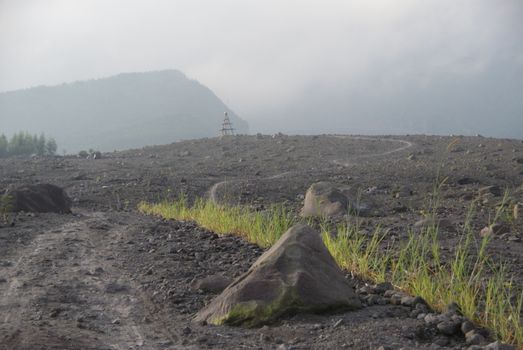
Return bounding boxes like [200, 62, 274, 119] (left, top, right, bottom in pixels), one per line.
[0, 132, 57, 158]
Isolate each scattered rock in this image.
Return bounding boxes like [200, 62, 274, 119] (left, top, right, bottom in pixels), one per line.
[484, 341, 516, 350]
[478, 185, 502, 197]
[480, 223, 510, 237]
[445, 301, 462, 315]
[432, 336, 450, 346]
[194, 224, 361, 326]
[436, 320, 461, 335]
[374, 282, 394, 294]
[191, 274, 233, 294]
[105, 282, 128, 294]
[414, 217, 455, 232]
[465, 330, 484, 345]
[400, 296, 416, 307]
[457, 177, 476, 185]
[332, 319, 344, 328]
[461, 320, 475, 335]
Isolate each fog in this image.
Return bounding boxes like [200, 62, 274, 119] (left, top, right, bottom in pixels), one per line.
[1, 0, 522, 138]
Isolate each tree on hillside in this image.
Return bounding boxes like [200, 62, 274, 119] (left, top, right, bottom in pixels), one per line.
[36, 133, 46, 156]
[0, 134, 7, 157]
[0, 132, 58, 158]
[45, 138, 57, 156]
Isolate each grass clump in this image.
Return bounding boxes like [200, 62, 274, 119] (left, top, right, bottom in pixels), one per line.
[139, 195, 296, 248]
[322, 221, 523, 346]
[139, 195, 523, 347]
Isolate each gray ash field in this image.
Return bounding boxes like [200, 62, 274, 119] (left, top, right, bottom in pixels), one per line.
[1, 134, 522, 350]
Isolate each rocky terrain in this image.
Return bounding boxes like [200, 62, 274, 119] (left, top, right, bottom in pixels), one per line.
[0, 134, 522, 350]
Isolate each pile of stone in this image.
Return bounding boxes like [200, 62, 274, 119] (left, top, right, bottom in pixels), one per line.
[357, 283, 514, 350]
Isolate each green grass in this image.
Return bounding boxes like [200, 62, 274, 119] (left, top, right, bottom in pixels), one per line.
[139, 195, 523, 348]
[139, 195, 297, 248]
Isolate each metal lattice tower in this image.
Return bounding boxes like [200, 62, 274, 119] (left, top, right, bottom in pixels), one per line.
[220, 112, 235, 136]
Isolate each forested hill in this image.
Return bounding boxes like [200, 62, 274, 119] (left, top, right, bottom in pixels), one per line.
[0, 70, 249, 152]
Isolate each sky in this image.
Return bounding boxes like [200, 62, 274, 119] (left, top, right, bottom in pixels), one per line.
[1, 0, 522, 136]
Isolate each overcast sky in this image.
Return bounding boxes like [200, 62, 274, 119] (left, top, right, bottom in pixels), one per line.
[1, 0, 522, 134]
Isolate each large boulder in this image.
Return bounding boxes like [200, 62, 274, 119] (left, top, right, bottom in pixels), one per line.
[300, 182, 376, 218]
[194, 224, 361, 327]
[301, 182, 351, 218]
[5, 184, 72, 214]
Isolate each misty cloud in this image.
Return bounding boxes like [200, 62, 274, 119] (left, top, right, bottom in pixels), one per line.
[1, 0, 522, 137]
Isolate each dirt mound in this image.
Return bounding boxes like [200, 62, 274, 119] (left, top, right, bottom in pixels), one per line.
[7, 184, 72, 214]
[194, 224, 361, 327]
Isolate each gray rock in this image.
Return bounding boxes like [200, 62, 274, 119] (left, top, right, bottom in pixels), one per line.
[484, 341, 516, 350]
[365, 294, 381, 305]
[191, 274, 232, 294]
[374, 282, 394, 294]
[384, 290, 396, 298]
[424, 313, 439, 325]
[390, 294, 403, 305]
[414, 217, 456, 232]
[467, 346, 483, 350]
[480, 223, 511, 237]
[432, 336, 449, 346]
[479, 185, 502, 197]
[300, 182, 353, 218]
[465, 330, 484, 345]
[445, 301, 462, 315]
[461, 320, 475, 335]
[436, 320, 461, 335]
[400, 296, 416, 307]
[194, 224, 361, 326]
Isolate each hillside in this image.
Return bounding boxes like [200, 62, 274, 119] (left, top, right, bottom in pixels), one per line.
[0, 70, 249, 152]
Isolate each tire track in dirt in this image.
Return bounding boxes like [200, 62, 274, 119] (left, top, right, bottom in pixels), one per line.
[0, 212, 177, 350]
[208, 136, 413, 203]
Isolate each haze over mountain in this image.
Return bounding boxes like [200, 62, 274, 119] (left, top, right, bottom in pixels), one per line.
[1, 1, 522, 141]
[253, 58, 523, 138]
[0, 70, 249, 152]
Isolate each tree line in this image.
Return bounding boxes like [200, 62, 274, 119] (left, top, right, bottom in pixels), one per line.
[0, 132, 57, 158]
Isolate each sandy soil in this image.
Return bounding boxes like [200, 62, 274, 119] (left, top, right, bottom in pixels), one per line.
[1, 134, 522, 350]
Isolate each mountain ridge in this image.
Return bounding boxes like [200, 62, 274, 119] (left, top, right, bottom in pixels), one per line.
[0, 70, 249, 152]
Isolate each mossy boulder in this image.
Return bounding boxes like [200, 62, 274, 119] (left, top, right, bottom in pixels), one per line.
[194, 224, 361, 327]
